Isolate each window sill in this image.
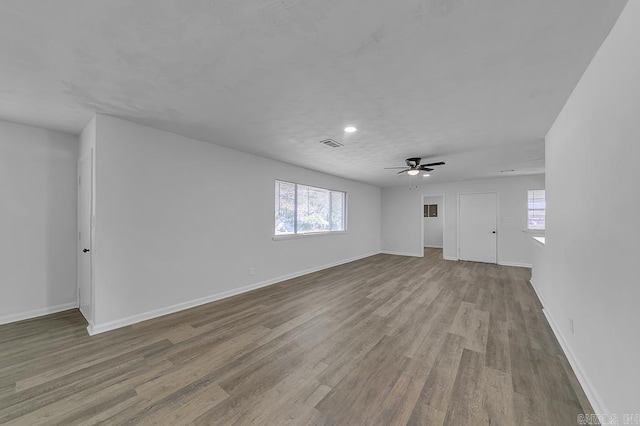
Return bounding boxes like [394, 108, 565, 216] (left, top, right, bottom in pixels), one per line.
[522, 229, 545, 235]
[273, 231, 348, 241]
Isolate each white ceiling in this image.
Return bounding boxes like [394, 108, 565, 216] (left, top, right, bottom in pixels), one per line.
[0, 0, 627, 187]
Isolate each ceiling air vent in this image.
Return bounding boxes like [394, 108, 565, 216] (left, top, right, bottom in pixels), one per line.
[319, 139, 343, 148]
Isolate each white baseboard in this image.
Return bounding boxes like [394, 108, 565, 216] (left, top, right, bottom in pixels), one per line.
[0, 302, 78, 326]
[380, 250, 423, 258]
[529, 279, 546, 307]
[423, 245, 443, 249]
[498, 261, 532, 268]
[88, 251, 381, 336]
[443, 256, 459, 261]
[541, 307, 609, 418]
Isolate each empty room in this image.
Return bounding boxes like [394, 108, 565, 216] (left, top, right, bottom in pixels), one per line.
[1, 0, 638, 424]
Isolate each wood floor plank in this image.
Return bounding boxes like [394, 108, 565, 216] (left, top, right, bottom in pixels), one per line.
[450, 301, 489, 353]
[409, 332, 465, 415]
[486, 315, 511, 374]
[136, 382, 228, 425]
[0, 249, 597, 425]
[443, 348, 488, 425]
[5, 359, 174, 426]
[483, 366, 515, 426]
[407, 403, 446, 426]
[314, 335, 410, 424]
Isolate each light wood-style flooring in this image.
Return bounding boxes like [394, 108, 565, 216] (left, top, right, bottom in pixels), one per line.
[0, 249, 593, 425]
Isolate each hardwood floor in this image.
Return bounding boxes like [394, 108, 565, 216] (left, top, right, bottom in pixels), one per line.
[0, 249, 593, 425]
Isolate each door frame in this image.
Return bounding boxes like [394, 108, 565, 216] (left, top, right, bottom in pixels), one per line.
[77, 149, 95, 327]
[457, 191, 499, 263]
[420, 193, 445, 259]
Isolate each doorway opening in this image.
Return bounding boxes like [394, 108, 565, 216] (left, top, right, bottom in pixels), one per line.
[422, 194, 444, 259]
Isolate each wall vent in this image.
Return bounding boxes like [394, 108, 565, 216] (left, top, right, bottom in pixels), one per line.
[320, 139, 343, 148]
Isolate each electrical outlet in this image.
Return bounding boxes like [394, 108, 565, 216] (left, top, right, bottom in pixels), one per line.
[249, 267, 254, 276]
[570, 318, 574, 334]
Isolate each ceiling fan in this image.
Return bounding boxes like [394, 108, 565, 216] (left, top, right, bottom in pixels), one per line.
[385, 157, 446, 175]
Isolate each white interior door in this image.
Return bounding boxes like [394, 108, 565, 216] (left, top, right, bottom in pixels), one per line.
[459, 193, 497, 263]
[78, 154, 93, 324]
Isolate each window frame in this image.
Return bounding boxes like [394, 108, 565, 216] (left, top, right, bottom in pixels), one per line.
[527, 189, 546, 231]
[274, 180, 348, 240]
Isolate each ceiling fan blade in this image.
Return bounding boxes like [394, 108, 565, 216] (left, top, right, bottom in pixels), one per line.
[384, 167, 410, 169]
[419, 167, 434, 172]
[396, 169, 410, 174]
[421, 161, 445, 167]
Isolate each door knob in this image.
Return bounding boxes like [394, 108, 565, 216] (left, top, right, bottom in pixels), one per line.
[83, 248, 90, 253]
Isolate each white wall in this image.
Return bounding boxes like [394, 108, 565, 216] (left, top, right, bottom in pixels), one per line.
[382, 174, 544, 266]
[423, 196, 443, 247]
[0, 120, 78, 323]
[90, 115, 381, 331]
[541, 1, 640, 415]
[530, 238, 546, 302]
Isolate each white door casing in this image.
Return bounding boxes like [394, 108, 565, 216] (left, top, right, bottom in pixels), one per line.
[458, 192, 497, 264]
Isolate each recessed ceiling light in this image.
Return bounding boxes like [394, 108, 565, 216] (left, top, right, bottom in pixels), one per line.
[423, 174, 430, 177]
[344, 126, 357, 133]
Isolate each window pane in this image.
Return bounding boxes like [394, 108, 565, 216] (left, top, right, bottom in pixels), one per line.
[529, 216, 545, 230]
[527, 189, 546, 230]
[297, 185, 330, 233]
[331, 191, 345, 231]
[275, 181, 295, 235]
[275, 181, 347, 235]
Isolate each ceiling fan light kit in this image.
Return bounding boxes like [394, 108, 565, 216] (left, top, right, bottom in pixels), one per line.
[384, 157, 446, 178]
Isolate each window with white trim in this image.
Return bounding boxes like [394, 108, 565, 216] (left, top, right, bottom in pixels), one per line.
[275, 180, 346, 235]
[527, 189, 546, 230]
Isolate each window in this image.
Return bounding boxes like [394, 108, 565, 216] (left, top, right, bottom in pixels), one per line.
[275, 180, 346, 236]
[528, 189, 546, 230]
